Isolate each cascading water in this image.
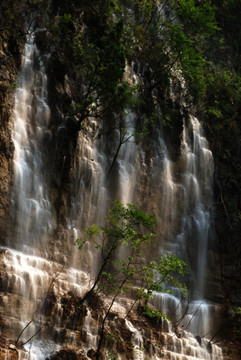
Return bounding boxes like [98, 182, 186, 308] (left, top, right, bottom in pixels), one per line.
[149, 116, 223, 359]
[73, 110, 223, 359]
[0, 32, 60, 355]
[10, 33, 53, 253]
[1, 33, 87, 357]
[0, 32, 224, 360]
[179, 115, 214, 298]
[115, 111, 140, 205]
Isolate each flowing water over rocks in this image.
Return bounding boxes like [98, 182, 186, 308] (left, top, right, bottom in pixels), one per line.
[0, 36, 224, 360]
[9, 33, 54, 254]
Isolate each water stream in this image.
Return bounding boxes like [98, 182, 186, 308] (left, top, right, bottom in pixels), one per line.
[9, 33, 53, 254]
[0, 33, 55, 347]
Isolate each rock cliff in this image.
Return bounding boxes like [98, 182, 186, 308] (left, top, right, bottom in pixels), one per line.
[1, 1, 241, 360]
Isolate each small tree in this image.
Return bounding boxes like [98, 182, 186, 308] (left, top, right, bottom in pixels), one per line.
[76, 201, 188, 358]
[76, 201, 157, 301]
[137, 254, 188, 319]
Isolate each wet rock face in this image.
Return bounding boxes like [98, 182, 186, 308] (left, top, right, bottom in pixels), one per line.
[0, 2, 25, 244]
[0, 330, 21, 360]
[47, 349, 88, 360]
[0, 346, 18, 360]
[0, 6, 238, 360]
[0, 42, 20, 245]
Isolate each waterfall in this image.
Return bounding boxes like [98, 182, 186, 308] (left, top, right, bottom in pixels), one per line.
[1, 33, 89, 356]
[10, 34, 53, 253]
[148, 115, 222, 359]
[74, 110, 223, 359]
[179, 115, 214, 298]
[0, 32, 58, 355]
[0, 34, 224, 360]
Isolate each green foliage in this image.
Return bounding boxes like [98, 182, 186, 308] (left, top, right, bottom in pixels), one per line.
[45, 0, 135, 125]
[6, 81, 19, 89]
[76, 201, 188, 321]
[0, 0, 49, 43]
[204, 66, 241, 140]
[232, 307, 241, 341]
[76, 200, 156, 264]
[169, 24, 207, 101]
[106, 349, 118, 360]
[213, 0, 241, 69]
[140, 304, 170, 320]
[135, 0, 156, 21]
[165, 1, 217, 102]
[136, 254, 188, 312]
[172, 0, 218, 40]
[106, 332, 120, 343]
[36, 0, 222, 148]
